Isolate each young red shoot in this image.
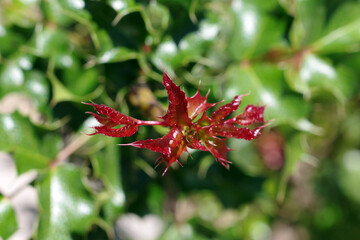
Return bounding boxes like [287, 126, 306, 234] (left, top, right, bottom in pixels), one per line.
[84, 70, 267, 175]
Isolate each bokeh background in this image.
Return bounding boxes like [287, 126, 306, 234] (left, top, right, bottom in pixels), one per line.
[1, 0, 360, 239]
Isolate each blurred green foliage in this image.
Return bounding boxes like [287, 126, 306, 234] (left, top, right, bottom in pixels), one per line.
[1, 0, 360, 239]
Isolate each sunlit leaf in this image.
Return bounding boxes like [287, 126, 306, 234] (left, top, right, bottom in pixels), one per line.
[227, 0, 285, 59]
[289, 0, 325, 48]
[37, 164, 97, 239]
[312, 2, 360, 53]
[97, 47, 138, 64]
[91, 137, 125, 223]
[0, 63, 25, 97]
[24, 71, 50, 108]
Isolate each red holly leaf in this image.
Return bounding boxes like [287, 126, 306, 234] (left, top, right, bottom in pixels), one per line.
[83, 101, 139, 137]
[120, 128, 183, 157]
[209, 123, 265, 140]
[86, 112, 118, 127]
[186, 137, 208, 152]
[210, 95, 243, 122]
[201, 137, 231, 168]
[121, 128, 186, 175]
[232, 105, 265, 125]
[84, 69, 268, 175]
[187, 84, 216, 119]
[83, 101, 138, 125]
[160, 70, 192, 127]
[91, 124, 138, 137]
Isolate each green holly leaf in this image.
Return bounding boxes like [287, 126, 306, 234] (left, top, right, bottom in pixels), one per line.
[289, 0, 325, 48]
[37, 164, 97, 240]
[227, 0, 285, 60]
[285, 53, 357, 103]
[312, 1, 360, 53]
[90, 137, 125, 223]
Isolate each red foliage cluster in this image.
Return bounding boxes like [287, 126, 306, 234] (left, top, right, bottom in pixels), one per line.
[84, 70, 266, 175]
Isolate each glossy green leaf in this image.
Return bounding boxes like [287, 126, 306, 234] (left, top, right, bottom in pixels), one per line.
[146, 2, 170, 33]
[285, 53, 357, 103]
[63, 57, 99, 96]
[151, 38, 179, 71]
[0, 64, 49, 110]
[48, 66, 103, 104]
[91, 137, 124, 223]
[14, 147, 51, 174]
[289, 0, 325, 48]
[0, 112, 38, 151]
[34, 27, 70, 57]
[59, 0, 85, 11]
[37, 164, 97, 239]
[151, 20, 219, 70]
[53, 52, 76, 69]
[97, 47, 138, 64]
[24, 71, 50, 108]
[0, 197, 18, 239]
[96, 29, 114, 53]
[48, 71, 80, 103]
[0, 63, 25, 97]
[312, 2, 360, 53]
[15, 54, 35, 71]
[178, 20, 219, 61]
[108, 0, 136, 12]
[0, 113, 51, 173]
[108, 0, 141, 27]
[227, 0, 285, 60]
